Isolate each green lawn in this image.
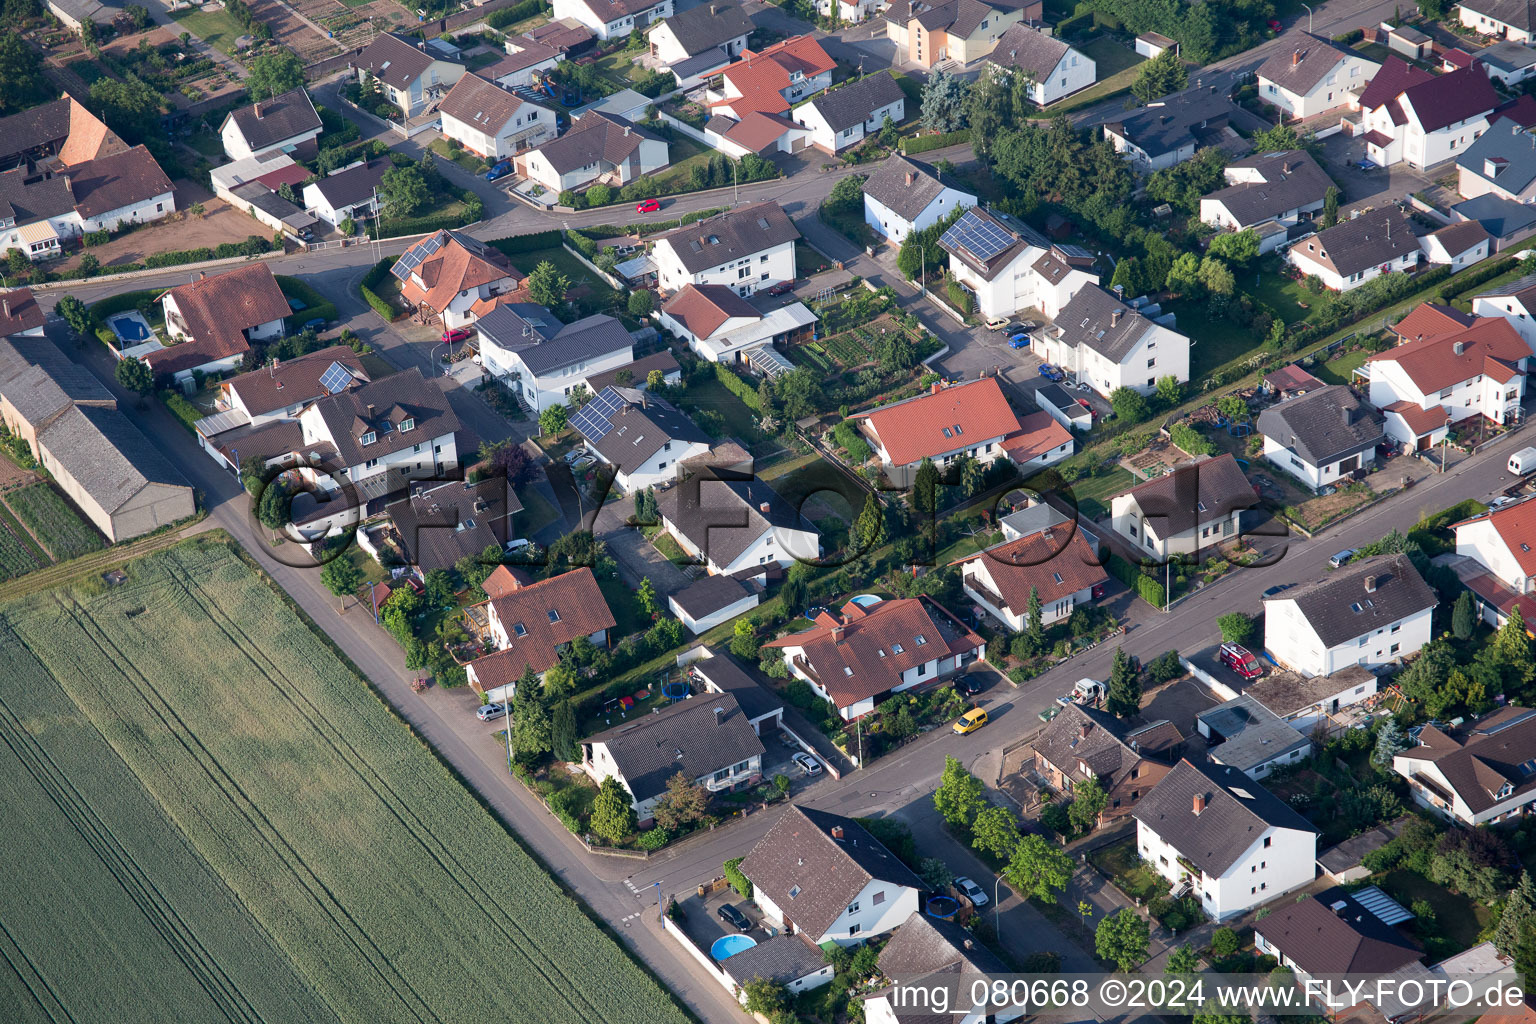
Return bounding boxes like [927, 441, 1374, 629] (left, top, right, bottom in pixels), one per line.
[1091, 837, 1172, 903]
[1312, 344, 1372, 386]
[1070, 466, 1135, 520]
[675, 377, 767, 445]
[510, 484, 561, 539]
[1040, 37, 1144, 115]
[1251, 265, 1320, 325]
[1380, 870, 1490, 954]
[646, 134, 711, 192]
[171, 6, 246, 54]
[491, 244, 620, 316]
[429, 138, 488, 175]
[1167, 297, 1269, 381]
[651, 531, 692, 567]
[1080, 35, 1143, 77]
[591, 49, 649, 88]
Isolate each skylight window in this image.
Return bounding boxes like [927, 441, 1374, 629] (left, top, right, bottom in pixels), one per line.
[942, 427, 953, 438]
[1196, 501, 1207, 512]
[548, 609, 561, 623]
[892, 642, 904, 654]
[513, 622, 527, 637]
[1350, 602, 1363, 613]
[878, 649, 886, 657]
[843, 666, 853, 676]
[788, 885, 801, 899]
[1052, 572, 1063, 584]
[915, 634, 927, 646]
[953, 425, 963, 435]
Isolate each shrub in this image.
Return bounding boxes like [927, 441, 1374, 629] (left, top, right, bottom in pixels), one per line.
[486, 0, 549, 29]
[159, 390, 202, 434]
[901, 130, 970, 154]
[360, 256, 398, 320]
[1136, 575, 1166, 608]
[713, 362, 762, 412]
[635, 827, 669, 850]
[723, 856, 753, 898]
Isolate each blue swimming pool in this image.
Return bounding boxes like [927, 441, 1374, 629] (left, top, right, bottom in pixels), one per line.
[711, 934, 757, 961]
[108, 311, 153, 343]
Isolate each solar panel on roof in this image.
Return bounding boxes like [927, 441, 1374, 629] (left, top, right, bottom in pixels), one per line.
[569, 386, 629, 441]
[390, 262, 411, 281]
[1057, 244, 1094, 259]
[940, 210, 1015, 263]
[399, 250, 422, 270]
[319, 361, 354, 396]
[421, 236, 442, 254]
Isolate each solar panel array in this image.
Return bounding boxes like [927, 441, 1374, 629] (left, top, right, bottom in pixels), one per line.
[569, 386, 629, 441]
[319, 361, 354, 395]
[390, 234, 446, 280]
[1057, 244, 1095, 260]
[940, 210, 1015, 263]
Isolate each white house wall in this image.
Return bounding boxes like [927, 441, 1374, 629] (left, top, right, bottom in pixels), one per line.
[654, 238, 796, 297]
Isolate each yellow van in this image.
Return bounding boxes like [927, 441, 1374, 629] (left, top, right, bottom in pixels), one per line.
[953, 708, 988, 735]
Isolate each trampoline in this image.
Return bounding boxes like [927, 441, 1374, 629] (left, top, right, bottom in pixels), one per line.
[926, 896, 959, 920]
[711, 934, 757, 961]
[662, 681, 690, 702]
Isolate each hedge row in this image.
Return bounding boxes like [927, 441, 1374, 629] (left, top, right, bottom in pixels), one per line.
[143, 236, 272, 268]
[714, 362, 762, 412]
[276, 276, 339, 329]
[159, 391, 203, 434]
[1107, 553, 1166, 608]
[486, 0, 549, 29]
[360, 257, 399, 321]
[1436, 254, 1519, 303]
[574, 208, 728, 240]
[901, 130, 970, 155]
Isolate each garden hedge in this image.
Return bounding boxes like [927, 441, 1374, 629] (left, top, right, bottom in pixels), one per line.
[360, 257, 399, 321]
[713, 363, 762, 412]
[901, 130, 970, 155]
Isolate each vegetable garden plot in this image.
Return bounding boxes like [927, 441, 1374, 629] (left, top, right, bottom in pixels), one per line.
[0, 514, 40, 579]
[5, 483, 103, 560]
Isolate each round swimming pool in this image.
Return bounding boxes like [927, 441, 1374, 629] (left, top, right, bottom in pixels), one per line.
[711, 934, 757, 961]
[849, 594, 883, 608]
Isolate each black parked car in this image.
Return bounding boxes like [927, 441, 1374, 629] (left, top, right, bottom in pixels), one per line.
[954, 675, 984, 696]
[717, 903, 751, 932]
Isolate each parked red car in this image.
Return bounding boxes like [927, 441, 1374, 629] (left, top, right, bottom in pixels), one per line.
[441, 326, 474, 344]
[1219, 642, 1264, 680]
[635, 199, 662, 213]
[766, 280, 795, 296]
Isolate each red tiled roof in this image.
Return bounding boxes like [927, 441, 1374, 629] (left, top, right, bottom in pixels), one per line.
[1361, 129, 1395, 147]
[1357, 57, 1434, 112]
[482, 563, 534, 598]
[1382, 400, 1448, 437]
[1442, 47, 1475, 69]
[254, 162, 313, 191]
[1456, 503, 1536, 579]
[714, 35, 835, 117]
[950, 527, 1106, 614]
[482, 567, 615, 677]
[1000, 410, 1072, 463]
[1367, 317, 1528, 394]
[855, 378, 1023, 467]
[721, 111, 803, 151]
[466, 647, 529, 693]
[1263, 363, 1325, 392]
[1495, 93, 1536, 129]
[660, 283, 758, 339]
[149, 264, 290, 375]
[1391, 302, 1476, 345]
[399, 231, 524, 315]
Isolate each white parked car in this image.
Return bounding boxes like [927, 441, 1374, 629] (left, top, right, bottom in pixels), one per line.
[954, 876, 988, 907]
[792, 752, 822, 776]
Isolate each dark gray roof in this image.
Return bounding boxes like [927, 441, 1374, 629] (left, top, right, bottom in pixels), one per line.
[1479, 39, 1536, 73]
[1119, 453, 1257, 538]
[1257, 36, 1356, 96]
[311, 366, 460, 469]
[310, 159, 389, 209]
[692, 648, 783, 723]
[1255, 384, 1384, 466]
[476, 307, 633, 376]
[531, 112, 660, 174]
[1105, 90, 1234, 158]
[1197, 694, 1311, 773]
[356, 33, 445, 90]
[669, 572, 753, 619]
[887, 0, 1005, 37]
[1054, 283, 1167, 362]
[670, 47, 736, 80]
[802, 72, 905, 133]
[0, 97, 72, 165]
[1459, 117, 1536, 196]
[653, 1, 753, 56]
[654, 476, 818, 568]
[0, 337, 114, 407]
[0, 166, 76, 222]
[1032, 702, 1143, 788]
[656, 202, 800, 274]
[1296, 207, 1419, 278]
[1131, 758, 1317, 875]
[721, 934, 828, 984]
[1203, 150, 1334, 227]
[876, 913, 1009, 977]
[1461, 0, 1536, 31]
[1255, 886, 1422, 975]
[740, 805, 926, 940]
[223, 89, 321, 153]
[385, 476, 520, 572]
[863, 155, 968, 223]
[1317, 819, 1404, 874]
[583, 388, 710, 469]
[986, 22, 1071, 76]
[585, 691, 764, 804]
[1278, 553, 1437, 649]
[1454, 193, 1536, 239]
[38, 404, 192, 512]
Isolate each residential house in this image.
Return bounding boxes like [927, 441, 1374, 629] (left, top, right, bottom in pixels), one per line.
[572, 384, 712, 491]
[652, 202, 799, 297]
[1453, 193, 1536, 251]
[151, 265, 290, 385]
[383, 477, 521, 573]
[817, 0, 884, 23]
[466, 567, 615, 700]
[1109, 453, 1257, 561]
[702, 110, 813, 158]
[763, 596, 984, 721]
[1039, 283, 1191, 398]
[938, 207, 1099, 322]
[394, 229, 526, 330]
[740, 805, 926, 945]
[852, 377, 1024, 484]
[1241, 664, 1379, 735]
[1001, 409, 1076, 471]
[793, 73, 907, 154]
[647, 2, 753, 88]
[862, 155, 977, 245]
[522, 16, 597, 52]
[0, 144, 174, 260]
[0, 94, 127, 172]
[1035, 380, 1093, 431]
[1458, 118, 1536, 202]
[217, 345, 369, 429]
[951, 520, 1107, 631]
[580, 691, 764, 821]
[688, 646, 786, 736]
[658, 283, 817, 363]
[1256, 37, 1379, 119]
[0, 289, 45, 338]
[438, 72, 556, 161]
[1460, 0, 1536, 43]
[669, 573, 760, 634]
[517, 113, 668, 194]
[355, 32, 466, 118]
[1103, 90, 1235, 173]
[882, 0, 1031, 69]
[984, 23, 1096, 106]
[719, 935, 835, 999]
[553, 0, 672, 40]
[1472, 273, 1536, 346]
[1478, 39, 1536, 86]
[0, 338, 194, 542]
[1452, 499, 1536, 625]
[1199, 150, 1334, 240]
[1420, 220, 1492, 268]
[1255, 384, 1385, 490]
[1132, 757, 1318, 921]
[475, 304, 634, 413]
[1264, 553, 1437, 677]
[1391, 301, 1477, 344]
[1356, 60, 1497, 169]
[302, 159, 388, 230]
[1262, 363, 1326, 399]
[582, 349, 682, 394]
[1395, 706, 1536, 824]
[864, 915, 1023, 1024]
[1254, 886, 1422, 1001]
[655, 475, 820, 579]
[571, 88, 654, 124]
[1365, 315, 1528, 449]
[1029, 703, 1171, 823]
[1196, 694, 1313, 780]
[485, 41, 564, 92]
[1285, 207, 1421, 292]
[1317, 820, 1407, 882]
[219, 90, 323, 162]
[705, 36, 836, 121]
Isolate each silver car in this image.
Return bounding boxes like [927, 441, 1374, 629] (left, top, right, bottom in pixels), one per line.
[792, 752, 822, 776]
[476, 702, 509, 722]
[955, 876, 989, 907]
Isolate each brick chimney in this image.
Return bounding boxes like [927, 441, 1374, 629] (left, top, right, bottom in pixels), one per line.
[831, 825, 845, 839]
[1365, 574, 1378, 593]
[1111, 309, 1122, 327]
[759, 501, 770, 513]
[831, 624, 845, 643]
[931, 381, 942, 395]
[1080, 722, 1091, 739]
[905, 170, 915, 186]
[1292, 49, 1300, 66]
[1193, 793, 1207, 815]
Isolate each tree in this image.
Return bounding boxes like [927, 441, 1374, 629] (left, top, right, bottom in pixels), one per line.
[1165, 944, 1201, 977]
[723, 856, 753, 898]
[627, 289, 654, 317]
[478, 437, 533, 486]
[256, 476, 291, 532]
[1156, 375, 1183, 407]
[1106, 648, 1141, 717]
[424, 568, 454, 606]
[543, 660, 578, 699]
[511, 669, 552, 761]
[1496, 871, 1536, 956]
[1109, 387, 1149, 424]
[538, 403, 568, 436]
[0, 34, 49, 117]
[1217, 612, 1255, 645]
[247, 50, 304, 103]
[551, 699, 578, 761]
[958, 454, 984, 498]
[589, 776, 637, 842]
[587, 183, 612, 207]
[855, 491, 884, 552]
[652, 770, 709, 831]
[56, 294, 92, 337]
[825, 173, 864, 216]
[971, 804, 1022, 860]
[1209, 926, 1240, 958]
[741, 978, 790, 1020]
[1206, 230, 1260, 267]
[114, 356, 153, 398]
[934, 755, 987, 829]
[1165, 251, 1202, 295]
[1097, 908, 1151, 970]
[730, 618, 757, 659]
[646, 368, 666, 391]
[1198, 256, 1235, 296]
[1131, 50, 1188, 103]
[1004, 833, 1073, 903]
[379, 164, 430, 219]
[320, 556, 362, 612]
[1217, 394, 1248, 423]
[1022, 585, 1044, 654]
[1322, 185, 1341, 229]
[1249, 123, 1304, 153]
[1371, 718, 1409, 769]
[774, 367, 821, 421]
[527, 260, 571, 307]
[1069, 776, 1108, 834]
[1453, 590, 1476, 640]
[919, 856, 954, 891]
[920, 70, 970, 133]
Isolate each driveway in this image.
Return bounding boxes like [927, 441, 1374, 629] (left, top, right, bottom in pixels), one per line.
[1318, 132, 1438, 215]
[592, 500, 694, 596]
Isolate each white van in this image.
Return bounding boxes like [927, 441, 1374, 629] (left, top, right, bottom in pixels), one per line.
[1509, 447, 1536, 476]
